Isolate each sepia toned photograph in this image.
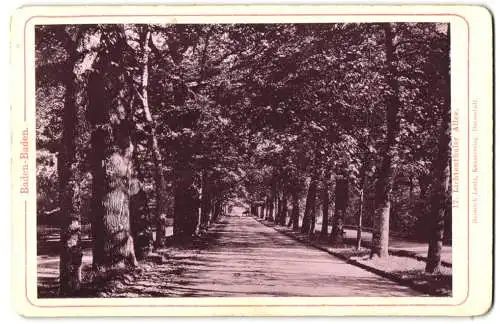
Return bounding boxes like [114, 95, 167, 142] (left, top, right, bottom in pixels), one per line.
[35, 21, 453, 299]
[9, 4, 494, 317]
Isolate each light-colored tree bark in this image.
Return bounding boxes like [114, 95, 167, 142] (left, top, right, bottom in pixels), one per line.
[371, 23, 401, 258]
[136, 26, 169, 248]
[331, 174, 349, 244]
[59, 32, 82, 295]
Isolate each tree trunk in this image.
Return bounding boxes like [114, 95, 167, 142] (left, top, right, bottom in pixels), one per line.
[265, 198, 270, 219]
[251, 204, 258, 217]
[277, 190, 286, 226]
[269, 198, 275, 221]
[173, 169, 199, 242]
[320, 171, 331, 238]
[417, 175, 431, 229]
[309, 191, 318, 236]
[88, 68, 138, 270]
[357, 172, 368, 250]
[210, 201, 217, 222]
[331, 175, 349, 244]
[59, 50, 82, 296]
[371, 23, 401, 258]
[415, 174, 432, 238]
[426, 24, 451, 273]
[213, 200, 222, 222]
[291, 190, 300, 230]
[137, 27, 169, 248]
[282, 191, 288, 225]
[200, 170, 211, 230]
[90, 129, 106, 270]
[301, 181, 313, 233]
[129, 180, 153, 260]
[277, 188, 285, 225]
[268, 184, 276, 222]
[409, 175, 414, 206]
[275, 188, 282, 224]
[130, 139, 153, 258]
[425, 150, 450, 272]
[418, 175, 431, 200]
[151, 144, 168, 246]
[301, 174, 318, 234]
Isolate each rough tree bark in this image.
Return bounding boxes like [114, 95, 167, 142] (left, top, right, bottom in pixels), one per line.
[409, 175, 414, 206]
[425, 24, 451, 273]
[90, 122, 106, 269]
[300, 180, 313, 233]
[129, 178, 153, 260]
[58, 40, 82, 296]
[199, 170, 211, 230]
[415, 174, 432, 238]
[136, 27, 169, 248]
[267, 184, 276, 222]
[259, 203, 265, 219]
[129, 146, 153, 258]
[250, 204, 258, 217]
[88, 67, 138, 270]
[291, 190, 300, 230]
[264, 197, 269, 219]
[268, 198, 274, 221]
[301, 173, 319, 234]
[371, 23, 401, 258]
[331, 174, 349, 244]
[419, 175, 431, 200]
[287, 211, 293, 227]
[279, 190, 288, 226]
[277, 195, 282, 224]
[210, 198, 223, 223]
[320, 170, 331, 238]
[173, 168, 199, 241]
[275, 185, 282, 225]
[309, 191, 318, 236]
[357, 171, 368, 250]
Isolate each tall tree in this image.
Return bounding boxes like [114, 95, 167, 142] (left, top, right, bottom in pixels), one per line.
[425, 24, 451, 273]
[279, 190, 288, 226]
[135, 25, 169, 248]
[320, 170, 331, 238]
[173, 167, 199, 240]
[290, 189, 301, 230]
[199, 169, 212, 230]
[331, 174, 349, 244]
[88, 27, 138, 269]
[371, 23, 401, 258]
[54, 26, 84, 296]
[301, 171, 319, 234]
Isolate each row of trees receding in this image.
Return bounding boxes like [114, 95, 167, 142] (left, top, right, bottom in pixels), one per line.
[36, 22, 451, 296]
[241, 22, 451, 271]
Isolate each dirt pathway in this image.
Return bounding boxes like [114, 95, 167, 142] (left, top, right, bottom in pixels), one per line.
[99, 214, 425, 297]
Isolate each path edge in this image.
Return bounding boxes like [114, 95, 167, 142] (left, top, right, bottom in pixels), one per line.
[252, 216, 449, 297]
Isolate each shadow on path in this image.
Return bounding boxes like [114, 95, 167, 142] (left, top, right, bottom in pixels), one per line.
[94, 215, 425, 297]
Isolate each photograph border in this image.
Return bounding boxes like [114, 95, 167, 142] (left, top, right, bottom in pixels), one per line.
[11, 5, 493, 317]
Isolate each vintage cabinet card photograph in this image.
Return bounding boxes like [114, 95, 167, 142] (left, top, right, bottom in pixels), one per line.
[10, 4, 493, 317]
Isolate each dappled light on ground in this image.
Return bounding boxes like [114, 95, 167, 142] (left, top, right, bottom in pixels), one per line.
[90, 214, 424, 297]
